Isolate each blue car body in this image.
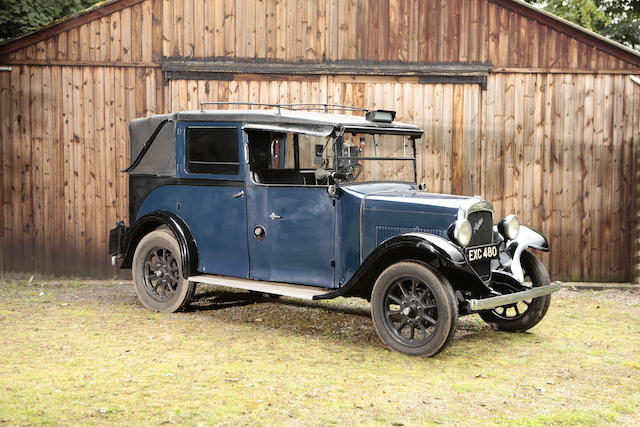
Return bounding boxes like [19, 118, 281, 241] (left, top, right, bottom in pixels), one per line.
[113, 108, 552, 304]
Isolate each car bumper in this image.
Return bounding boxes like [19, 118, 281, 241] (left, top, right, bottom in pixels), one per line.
[468, 281, 562, 311]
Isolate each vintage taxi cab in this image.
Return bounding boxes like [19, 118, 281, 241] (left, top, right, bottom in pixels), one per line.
[109, 103, 560, 356]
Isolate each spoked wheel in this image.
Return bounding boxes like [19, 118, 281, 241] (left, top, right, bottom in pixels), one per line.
[143, 247, 180, 300]
[479, 250, 551, 332]
[371, 261, 458, 357]
[132, 229, 195, 313]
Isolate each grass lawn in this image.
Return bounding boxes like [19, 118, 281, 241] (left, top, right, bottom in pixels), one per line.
[0, 280, 639, 426]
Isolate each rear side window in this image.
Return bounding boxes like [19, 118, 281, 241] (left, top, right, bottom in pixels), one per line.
[186, 127, 239, 175]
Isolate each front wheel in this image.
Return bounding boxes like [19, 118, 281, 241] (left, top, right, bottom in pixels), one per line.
[479, 250, 551, 332]
[370, 261, 458, 357]
[132, 229, 196, 313]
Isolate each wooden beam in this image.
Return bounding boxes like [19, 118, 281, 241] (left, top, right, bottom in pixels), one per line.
[2, 59, 159, 68]
[162, 60, 493, 76]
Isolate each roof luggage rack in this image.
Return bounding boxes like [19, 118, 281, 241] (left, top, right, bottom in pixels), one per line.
[199, 101, 367, 114]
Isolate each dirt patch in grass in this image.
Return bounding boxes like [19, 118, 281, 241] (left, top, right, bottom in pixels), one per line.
[1, 280, 639, 426]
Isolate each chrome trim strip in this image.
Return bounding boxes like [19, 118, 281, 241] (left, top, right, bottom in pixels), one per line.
[468, 281, 562, 311]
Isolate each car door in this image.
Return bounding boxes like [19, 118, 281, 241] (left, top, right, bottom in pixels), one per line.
[175, 122, 249, 277]
[247, 185, 336, 287]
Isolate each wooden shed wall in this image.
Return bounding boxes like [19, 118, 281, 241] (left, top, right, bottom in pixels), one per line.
[1, 68, 639, 280]
[2, 0, 640, 70]
[1, 0, 640, 281]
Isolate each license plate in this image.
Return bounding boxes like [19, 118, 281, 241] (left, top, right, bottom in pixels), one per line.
[465, 243, 499, 263]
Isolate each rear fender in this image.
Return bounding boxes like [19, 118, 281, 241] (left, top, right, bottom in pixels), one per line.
[120, 211, 199, 278]
[500, 225, 549, 282]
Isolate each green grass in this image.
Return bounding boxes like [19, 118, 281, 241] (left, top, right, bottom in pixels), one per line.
[0, 282, 639, 426]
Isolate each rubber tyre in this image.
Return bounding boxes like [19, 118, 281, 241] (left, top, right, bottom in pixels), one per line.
[132, 229, 196, 313]
[479, 250, 551, 332]
[371, 261, 458, 357]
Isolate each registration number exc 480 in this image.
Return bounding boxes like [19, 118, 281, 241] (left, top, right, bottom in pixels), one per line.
[465, 243, 500, 263]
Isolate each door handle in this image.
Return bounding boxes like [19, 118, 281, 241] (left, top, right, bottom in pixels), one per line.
[232, 190, 245, 198]
[268, 212, 283, 220]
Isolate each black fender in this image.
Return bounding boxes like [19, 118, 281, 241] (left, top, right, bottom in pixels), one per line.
[120, 211, 199, 278]
[499, 225, 549, 282]
[318, 232, 467, 300]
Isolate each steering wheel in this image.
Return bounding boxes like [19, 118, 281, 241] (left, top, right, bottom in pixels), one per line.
[343, 164, 362, 181]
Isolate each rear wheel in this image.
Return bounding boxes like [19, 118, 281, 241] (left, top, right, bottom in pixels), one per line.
[479, 250, 551, 332]
[371, 261, 458, 357]
[132, 229, 195, 313]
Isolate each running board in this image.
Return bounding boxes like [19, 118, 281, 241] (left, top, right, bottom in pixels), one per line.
[188, 274, 333, 300]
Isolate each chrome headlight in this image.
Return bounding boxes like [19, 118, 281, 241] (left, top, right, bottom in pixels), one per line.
[498, 214, 520, 240]
[448, 219, 472, 248]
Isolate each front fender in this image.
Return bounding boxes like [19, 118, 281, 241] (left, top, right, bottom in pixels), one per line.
[320, 232, 467, 300]
[120, 211, 199, 278]
[499, 225, 549, 282]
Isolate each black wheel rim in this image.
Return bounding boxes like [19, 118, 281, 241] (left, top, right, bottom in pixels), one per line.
[382, 276, 440, 347]
[143, 247, 180, 300]
[491, 271, 533, 320]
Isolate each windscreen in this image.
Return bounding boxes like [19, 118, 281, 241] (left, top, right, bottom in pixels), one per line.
[337, 133, 416, 183]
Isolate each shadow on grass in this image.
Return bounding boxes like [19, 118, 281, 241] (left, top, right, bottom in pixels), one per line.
[185, 287, 530, 354]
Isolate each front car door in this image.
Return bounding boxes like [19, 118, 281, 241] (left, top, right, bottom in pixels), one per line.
[245, 129, 336, 288]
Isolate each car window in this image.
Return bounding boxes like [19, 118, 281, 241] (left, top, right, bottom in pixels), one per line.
[186, 127, 239, 175]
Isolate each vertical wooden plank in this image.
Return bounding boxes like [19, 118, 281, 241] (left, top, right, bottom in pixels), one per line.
[561, 74, 576, 280]
[265, 0, 276, 59]
[79, 24, 90, 61]
[493, 74, 506, 217]
[89, 19, 99, 61]
[72, 67, 86, 275]
[483, 75, 496, 209]
[602, 75, 614, 279]
[51, 66, 65, 277]
[110, 11, 122, 61]
[193, 0, 205, 57]
[121, 6, 133, 62]
[100, 16, 111, 62]
[20, 66, 34, 273]
[622, 78, 635, 280]
[94, 67, 107, 276]
[580, 74, 595, 279]
[224, 0, 235, 57]
[131, 3, 143, 61]
[8, 69, 22, 272]
[513, 72, 525, 220]
[173, 0, 183, 57]
[162, 0, 174, 58]
[451, 85, 464, 194]
[31, 66, 45, 276]
[61, 67, 75, 274]
[0, 72, 8, 273]
[611, 75, 625, 279]
[183, 0, 194, 57]
[438, 0, 449, 63]
[68, 28, 80, 61]
[104, 66, 118, 277]
[83, 67, 97, 277]
[142, 0, 154, 61]
[571, 75, 584, 280]
[502, 73, 515, 215]
[488, 3, 499, 66]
